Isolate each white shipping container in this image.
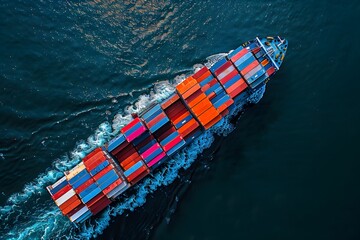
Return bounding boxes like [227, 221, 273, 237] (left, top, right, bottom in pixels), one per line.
[217, 65, 235, 80]
[70, 205, 90, 222]
[55, 189, 75, 206]
[51, 176, 66, 189]
[106, 182, 130, 199]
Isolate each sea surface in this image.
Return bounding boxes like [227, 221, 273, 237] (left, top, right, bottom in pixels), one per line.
[1, 0, 360, 239]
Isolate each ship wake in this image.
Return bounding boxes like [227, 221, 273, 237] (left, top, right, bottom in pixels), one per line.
[0, 54, 265, 239]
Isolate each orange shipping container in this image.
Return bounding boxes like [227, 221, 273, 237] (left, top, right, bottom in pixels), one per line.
[197, 107, 219, 126]
[204, 115, 222, 130]
[191, 98, 213, 116]
[61, 197, 82, 215]
[226, 80, 248, 99]
[178, 119, 200, 137]
[196, 71, 212, 83]
[181, 83, 201, 99]
[176, 77, 197, 94]
[161, 94, 180, 109]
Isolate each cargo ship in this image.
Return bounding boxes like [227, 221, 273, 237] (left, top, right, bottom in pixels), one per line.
[47, 36, 288, 223]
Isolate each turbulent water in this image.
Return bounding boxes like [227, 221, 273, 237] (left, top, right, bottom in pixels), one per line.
[1, 0, 360, 239]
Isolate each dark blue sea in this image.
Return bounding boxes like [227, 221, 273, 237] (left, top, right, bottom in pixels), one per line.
[1, 0, 360, 239]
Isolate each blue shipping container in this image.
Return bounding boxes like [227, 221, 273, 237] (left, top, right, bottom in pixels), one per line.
[227, 46, 244, 59]
[150, 116, 169, 133]
[68, 168, 89, 185]
[96, 170, 117, 186]
[78, 182, 99, 198]
[76, 210, 92, 223]
[210, 58, 227, 74]
[246, 68, 266, 84]
[199, 75, 214, 87]
[167, 140, 186, 156]
[144, 147, 164, 163]
[123, 121, 144, 136]
[224, 74, 241, 89]
[132, 131, 151, 147]
[107, 134, 126, 152]
[160, 131, 179, 146]
[82, 187, 102, 203]
[235, 55, 256, 71]
[142, 104, 161, 120]
[50, 178, 68, 195]
[98, 173, 119, 190]
[214, 94, 231, 109]
[175, 114, 193, 129]
[138, 139, 157, 154]
[89, 160, 109, 176]
[124, 161, 143, 177]
[71, 172, 92, 189]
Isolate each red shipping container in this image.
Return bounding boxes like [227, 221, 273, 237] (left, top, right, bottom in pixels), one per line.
[110, 141, 130, 156]
[161, 93, 180, 109]
[75, 178, 95, 194]
[192, 66, 209, 79]
[228, 81, 248, 99]
[135, 135, 155, 151]
[219, 69, 239, 84]
[123, 158, 142, 171]
[266, 66, 275, 76]
[121, 152, 141, 169]
[196, 70, 212, 83]
[102, 179, 123, 196]
[163, 136, 182, 152]
[214, 61, 232, 76]
[121, 117, 141, 133]
[83, 148, 102, 163]
[89, 197, 111, 215]
[172, 111, 191, 126]
[182, 83, 201, 99]
[240, 60, 259, 76]
[230, 48, 249, 62]
[170, 108, 188, 122]
[84, 151, 106, 169]
[217, 99, 234, 113]
[66, 203, 85, 218]
[126, 166, 148, 183]
[93, 165, 114, 181]
[115, 144, 137, 162]
[157, 126, 176, 142]
[61, 197, 82, 215]
[129, 170, 149, 185]
[52, 184, 71, 200]
[147, 112, 167, 128]
[86, 192, 106, 208]
[59, 194, 79, 211]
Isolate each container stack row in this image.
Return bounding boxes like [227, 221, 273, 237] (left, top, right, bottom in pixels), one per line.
[47, 42, 278, 223]
[46, 148, 128, 223]
[161, 93, 202, 145]
[176, 76, 221, 130]
[107, 122, 151, 184]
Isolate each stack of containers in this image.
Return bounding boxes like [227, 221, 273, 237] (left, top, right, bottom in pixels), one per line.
[228, 46, 267, 89]
[107, 122, 150, 184]
[82, 148, 129, 200]
[192, 66, 235, 117]
[176, 76, 222, 130]
[46, 176, 82, 217]
[162, 93, 202, 145]
[138, 104, 169, 169]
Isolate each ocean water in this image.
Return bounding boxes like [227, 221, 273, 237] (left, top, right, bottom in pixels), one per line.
[0, 0, 359, 239]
